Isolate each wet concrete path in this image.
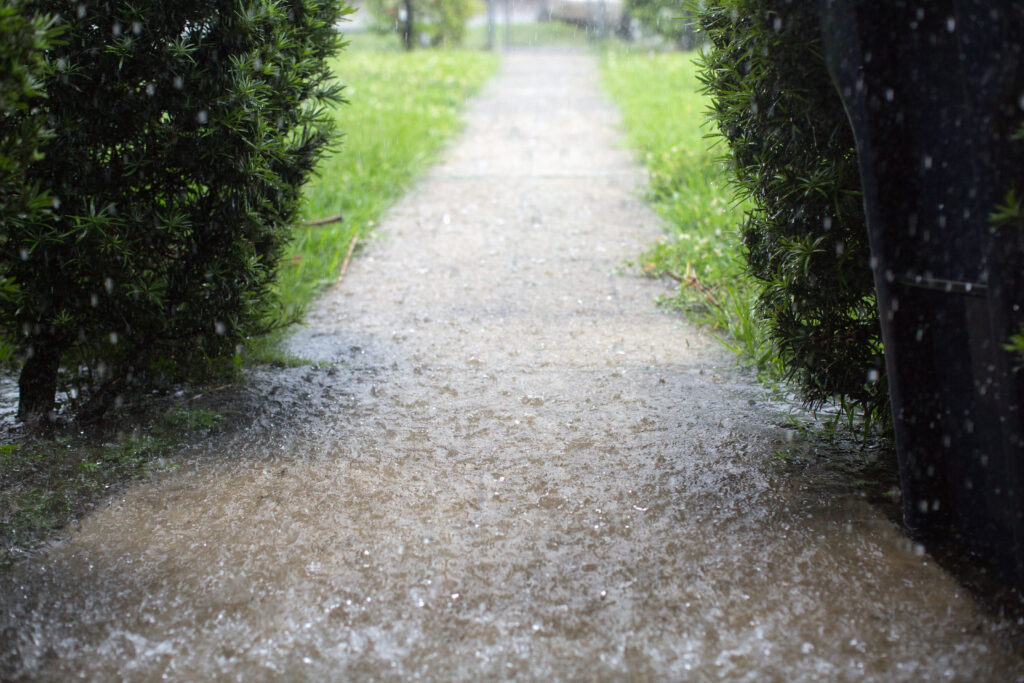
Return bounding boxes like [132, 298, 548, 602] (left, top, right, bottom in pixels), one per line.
[3, 52, 1024, 681]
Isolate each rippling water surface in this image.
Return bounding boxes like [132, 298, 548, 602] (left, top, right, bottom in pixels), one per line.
[2, 52, 1023, 681]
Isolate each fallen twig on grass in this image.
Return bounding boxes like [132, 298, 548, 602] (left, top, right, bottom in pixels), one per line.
[306, 214, 344, 227]
[337, 235, 359, 283]
[666, 264, 723, 310]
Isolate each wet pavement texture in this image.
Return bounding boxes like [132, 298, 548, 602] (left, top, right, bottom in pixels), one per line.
[3, 52, 1024, 681]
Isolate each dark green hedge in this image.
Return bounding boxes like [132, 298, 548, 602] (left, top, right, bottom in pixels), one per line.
[0, 2, 62, 371]
[696, 0, 889, 427]
[3, 0, 350, 425]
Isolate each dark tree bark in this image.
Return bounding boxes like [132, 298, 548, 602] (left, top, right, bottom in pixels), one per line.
[17, 340, 64, 428]
[76, 377, 123, 425]
[402, 0, 414, 49]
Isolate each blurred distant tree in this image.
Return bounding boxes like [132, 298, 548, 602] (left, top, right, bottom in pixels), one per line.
[1, 0, 350, 426]
[625, 0, 701, 48]
[365, 0, 474, 47]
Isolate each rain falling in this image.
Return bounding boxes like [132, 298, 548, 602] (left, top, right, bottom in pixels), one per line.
[2, 0, 1024, 680]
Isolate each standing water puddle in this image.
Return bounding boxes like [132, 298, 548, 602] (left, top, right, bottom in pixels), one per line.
[3, 52, 1023, 681]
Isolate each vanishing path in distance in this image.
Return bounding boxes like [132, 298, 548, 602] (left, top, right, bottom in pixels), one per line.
[3, 51, 1022, 681]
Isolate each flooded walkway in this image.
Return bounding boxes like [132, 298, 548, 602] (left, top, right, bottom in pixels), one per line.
[3, 52, 1024, 680]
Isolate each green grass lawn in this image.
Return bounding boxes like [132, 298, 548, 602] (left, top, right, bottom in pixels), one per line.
[601, 47, 779, 375]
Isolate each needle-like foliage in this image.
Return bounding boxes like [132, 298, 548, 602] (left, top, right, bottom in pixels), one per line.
[696, 0, 889, 429]
[2, 0, 352, 425]
[0, 2, 62, 364]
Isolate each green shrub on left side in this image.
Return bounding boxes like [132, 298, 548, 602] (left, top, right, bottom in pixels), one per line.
[0, 2, 62, 367]
[3, 0, 351, 426]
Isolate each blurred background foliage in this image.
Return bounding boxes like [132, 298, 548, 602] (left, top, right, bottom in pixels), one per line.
[623, 0, 701, 48]
[362, 0, 478, 47]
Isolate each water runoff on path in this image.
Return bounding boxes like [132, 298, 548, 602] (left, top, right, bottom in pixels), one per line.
[3, 53, 1024, 681]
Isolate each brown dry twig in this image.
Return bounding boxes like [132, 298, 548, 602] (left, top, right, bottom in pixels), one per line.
[666, 264, 723, 310]
[306, 214, 344, 227]
[336, 235, 359, 283]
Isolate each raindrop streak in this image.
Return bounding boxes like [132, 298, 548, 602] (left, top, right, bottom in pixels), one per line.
[1, 52, 1021, 683]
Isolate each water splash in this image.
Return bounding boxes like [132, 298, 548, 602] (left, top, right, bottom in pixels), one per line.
[2, 52, 1023, 681]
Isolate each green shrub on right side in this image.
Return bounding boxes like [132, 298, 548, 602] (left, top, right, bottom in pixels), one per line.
[697, 0, 888, 428]
[992, 123, 1024, 368]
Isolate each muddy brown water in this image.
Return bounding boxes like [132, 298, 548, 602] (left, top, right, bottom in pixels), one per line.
[3, 52, 1024, 681]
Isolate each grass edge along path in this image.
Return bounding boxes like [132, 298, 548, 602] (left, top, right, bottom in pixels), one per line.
[261, 42, 499, 359]
[601, 47, 899, 499]
[600, 48, 781, 380]
[0, 43, 499, 570]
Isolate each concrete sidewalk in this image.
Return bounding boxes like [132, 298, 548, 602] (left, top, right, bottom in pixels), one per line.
[3, 51, 1022, 681]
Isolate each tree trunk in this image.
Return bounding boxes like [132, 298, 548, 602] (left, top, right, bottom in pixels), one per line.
[76, 379, 120, 425]
[17, 341, 63, 428]
[77, 342, 149, 424]
[402, 0, 414, 50]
